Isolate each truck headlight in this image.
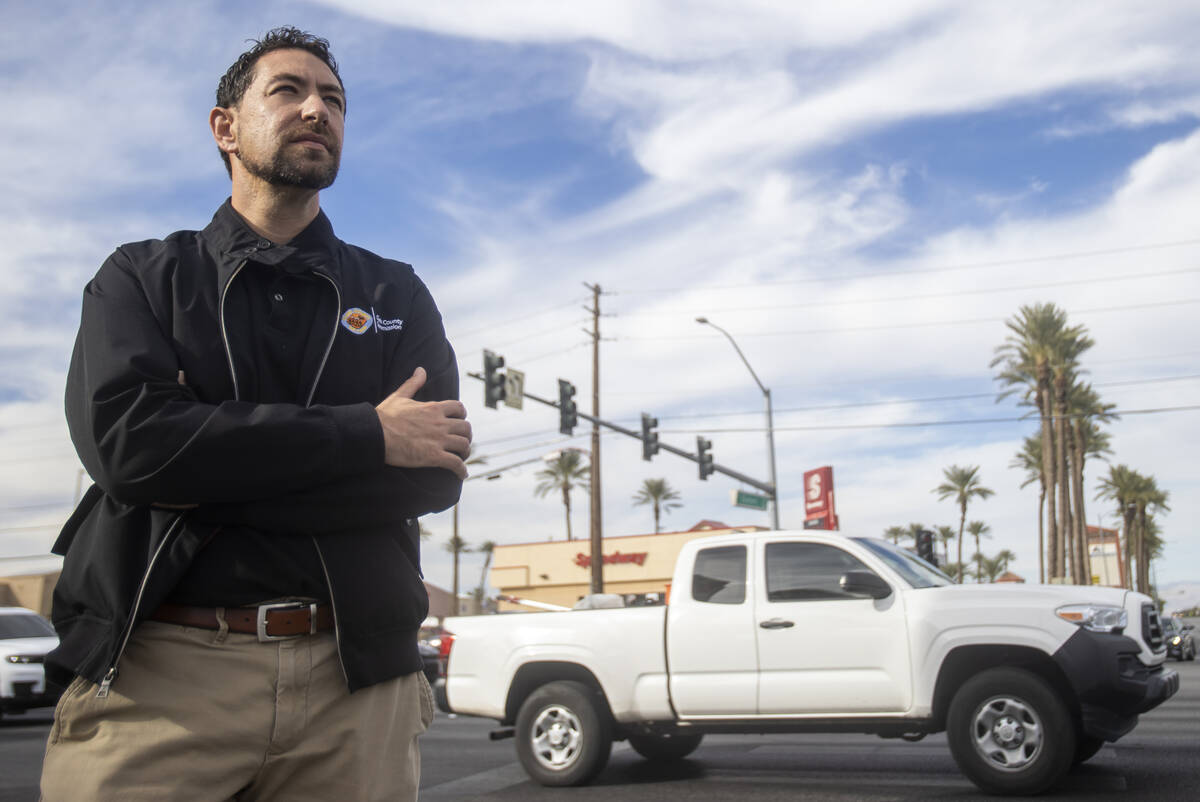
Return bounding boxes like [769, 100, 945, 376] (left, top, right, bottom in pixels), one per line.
[1172, 636, 1182, 645]
[1055, 604, 1127, 633]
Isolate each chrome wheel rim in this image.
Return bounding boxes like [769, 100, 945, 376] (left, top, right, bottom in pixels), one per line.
[530, 704, 583, 771]
[970, 694, 1044, 771]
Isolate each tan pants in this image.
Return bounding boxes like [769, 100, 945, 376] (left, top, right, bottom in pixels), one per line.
[40, 620, 433, 801]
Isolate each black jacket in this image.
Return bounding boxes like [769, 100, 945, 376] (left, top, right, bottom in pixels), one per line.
[48, 200, 462, 692]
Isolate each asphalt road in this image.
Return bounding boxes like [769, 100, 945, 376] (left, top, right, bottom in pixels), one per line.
[3, 658, 1197, 801]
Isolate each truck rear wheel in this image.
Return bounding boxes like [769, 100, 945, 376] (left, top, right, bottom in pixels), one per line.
[947, 667, 1074, 795]
[515, 680, 613, 786]
[627, 732, 704, 761]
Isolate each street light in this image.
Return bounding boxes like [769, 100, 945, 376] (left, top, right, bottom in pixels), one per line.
[696, 316, 780, 529]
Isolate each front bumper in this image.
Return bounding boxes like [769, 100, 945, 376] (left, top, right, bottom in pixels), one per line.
[2, 670, 59, 712]
[1053, 629, 1179, 741]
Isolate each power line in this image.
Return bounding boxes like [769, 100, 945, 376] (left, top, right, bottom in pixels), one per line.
[448, 297, 585, 341]
[614, 267, 1200, 317]
[613, 298, 1200, 341]
[609, 237, 1200, 294]
[0, 500, 71, 513]
[660, 404, 1200, 434]
[658, 373, 1200, 421]
[0, 523, 62, 533]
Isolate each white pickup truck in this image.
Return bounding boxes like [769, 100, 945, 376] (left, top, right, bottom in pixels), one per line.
[438, 530, 1179, 795]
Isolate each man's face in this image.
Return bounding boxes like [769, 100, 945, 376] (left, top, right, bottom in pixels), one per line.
[230, 48, 345, 190]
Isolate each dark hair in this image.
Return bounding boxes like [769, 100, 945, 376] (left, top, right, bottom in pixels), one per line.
[215, 26, 346, 176]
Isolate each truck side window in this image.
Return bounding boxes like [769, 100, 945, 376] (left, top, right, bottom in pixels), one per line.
[692, 545, 747, 604]
[765, 542, 872, 602]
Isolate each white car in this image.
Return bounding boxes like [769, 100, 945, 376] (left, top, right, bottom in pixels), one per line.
[0, 607, 60, 719]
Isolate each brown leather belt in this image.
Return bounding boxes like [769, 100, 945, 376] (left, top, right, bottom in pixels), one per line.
[151, 602, 333, 642]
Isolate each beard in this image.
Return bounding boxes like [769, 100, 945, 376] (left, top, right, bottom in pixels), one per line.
[238, 127, 341, 190]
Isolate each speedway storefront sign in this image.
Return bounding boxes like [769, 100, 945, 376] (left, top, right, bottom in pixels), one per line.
[574, 550, 649, 569]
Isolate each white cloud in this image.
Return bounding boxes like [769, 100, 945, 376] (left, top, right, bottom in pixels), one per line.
[5, 0, 1200, 593]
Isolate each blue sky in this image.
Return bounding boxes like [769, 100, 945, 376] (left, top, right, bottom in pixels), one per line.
[3, 0, 1200, 601]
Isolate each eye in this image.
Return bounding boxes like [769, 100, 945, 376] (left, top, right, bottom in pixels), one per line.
[272, 84, 298, 95]
[325, 95, 344, 111]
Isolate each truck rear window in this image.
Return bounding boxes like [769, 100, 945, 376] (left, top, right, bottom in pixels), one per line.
[692, 545, 746, 604]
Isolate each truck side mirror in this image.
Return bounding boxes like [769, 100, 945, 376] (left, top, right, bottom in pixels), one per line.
[840, 570, 892, 600]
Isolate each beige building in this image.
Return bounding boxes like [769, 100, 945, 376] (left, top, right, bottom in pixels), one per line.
[490, 520, 766, 611]
[1088, 525, 1124, 587]
[0, 567, 59, 617]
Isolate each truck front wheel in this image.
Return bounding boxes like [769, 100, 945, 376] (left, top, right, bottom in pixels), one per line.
[627, 732, 704, 761]
[947, 667, 1074, 796]
[515, 680, 613, 786]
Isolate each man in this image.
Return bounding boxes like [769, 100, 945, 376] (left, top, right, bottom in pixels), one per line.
[40, 27, 470, 801]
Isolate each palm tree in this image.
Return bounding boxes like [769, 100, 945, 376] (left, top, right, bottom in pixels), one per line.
[935, 525, 957, 567]
[632, 478, 683, 534]
[472, 540, 496, 614]
[995, 548, 1017, 574]
[534, 449, 590, 541]
[1065, 384, 1115, 585]
[883, 526, 905, 545]
[903, 523, 925, 549]
[444, 534, 472, 613]
[1010, 433, 1046, 583]
[993, 303, 1091, 582]
[975, 553, 1006, 583]
[934, 465, 994, 583]
[965, 521, 992, 583]
[1132, 478, 1170, 594]
[1095, 464, 1139, 589]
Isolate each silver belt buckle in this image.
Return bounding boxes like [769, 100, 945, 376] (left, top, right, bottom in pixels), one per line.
[256, 601, 317, 642]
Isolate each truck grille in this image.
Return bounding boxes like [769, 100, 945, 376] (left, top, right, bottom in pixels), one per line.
[1142, 604, 1164, 651]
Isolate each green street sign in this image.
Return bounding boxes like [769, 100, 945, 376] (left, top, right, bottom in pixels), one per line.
[731, 489, 769, 511]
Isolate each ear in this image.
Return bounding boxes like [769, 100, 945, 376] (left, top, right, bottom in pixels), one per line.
[210, 106, 237, 157]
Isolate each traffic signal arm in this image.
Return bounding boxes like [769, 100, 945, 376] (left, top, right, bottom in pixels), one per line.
[465, 371, 775, 496]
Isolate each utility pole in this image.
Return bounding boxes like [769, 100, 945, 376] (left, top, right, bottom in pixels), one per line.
[584, 283, 603, 594]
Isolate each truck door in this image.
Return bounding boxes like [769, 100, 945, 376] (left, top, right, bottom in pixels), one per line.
[753, 540, 912, 714]
[667, 543, 759, 716]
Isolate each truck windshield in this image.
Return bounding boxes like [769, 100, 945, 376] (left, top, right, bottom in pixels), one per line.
[851, 538, 954, 589]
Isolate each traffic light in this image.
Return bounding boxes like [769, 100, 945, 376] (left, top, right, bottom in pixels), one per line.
[696, 436, 714, 480]
[483, 350, 506, 409]
[558, 379, 578, 435]
[640, 413, 659, 461]
[916, 529, 936, 565]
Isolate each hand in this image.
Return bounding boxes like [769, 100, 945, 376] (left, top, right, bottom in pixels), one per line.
[376, 367, 472, 479]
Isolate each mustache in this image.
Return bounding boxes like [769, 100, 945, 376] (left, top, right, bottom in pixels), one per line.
[288, 124, 335, 149]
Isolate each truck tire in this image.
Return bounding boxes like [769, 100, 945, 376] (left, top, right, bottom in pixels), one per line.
[946, 667, 1074, 796]
[627, 732, 704, 762]
[515, 680, 613, 786]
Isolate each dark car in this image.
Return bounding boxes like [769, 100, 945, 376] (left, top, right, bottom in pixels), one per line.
[1163, 617, 1196, 661]
[418, 640, 440, 684]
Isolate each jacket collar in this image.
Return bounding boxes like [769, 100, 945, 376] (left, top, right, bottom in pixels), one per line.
[203, 198, 342, 282]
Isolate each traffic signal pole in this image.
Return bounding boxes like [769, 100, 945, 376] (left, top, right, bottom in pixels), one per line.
[584, 282, 603, 595]
[466, 374, 776, 495]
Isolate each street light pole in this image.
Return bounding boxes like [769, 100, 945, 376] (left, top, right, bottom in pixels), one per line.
[696, 317, 780, 530]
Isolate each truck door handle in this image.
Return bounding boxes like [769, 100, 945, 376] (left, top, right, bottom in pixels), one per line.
[759, 618, 795, 629]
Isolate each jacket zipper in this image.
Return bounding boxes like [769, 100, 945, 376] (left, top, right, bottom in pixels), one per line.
[96, 514, 187, 698]
[309, 270, 350, 683]
[307, 272, 342, 407]
[219, 260, 249, 400]
[312, 540, 350, 685]
[97, 260, 251, 698]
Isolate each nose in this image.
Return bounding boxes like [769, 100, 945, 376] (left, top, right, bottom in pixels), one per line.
[300, 93, 330, 125]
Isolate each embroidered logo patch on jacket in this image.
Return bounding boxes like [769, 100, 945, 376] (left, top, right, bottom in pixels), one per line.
[341, 307, 374, 334]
